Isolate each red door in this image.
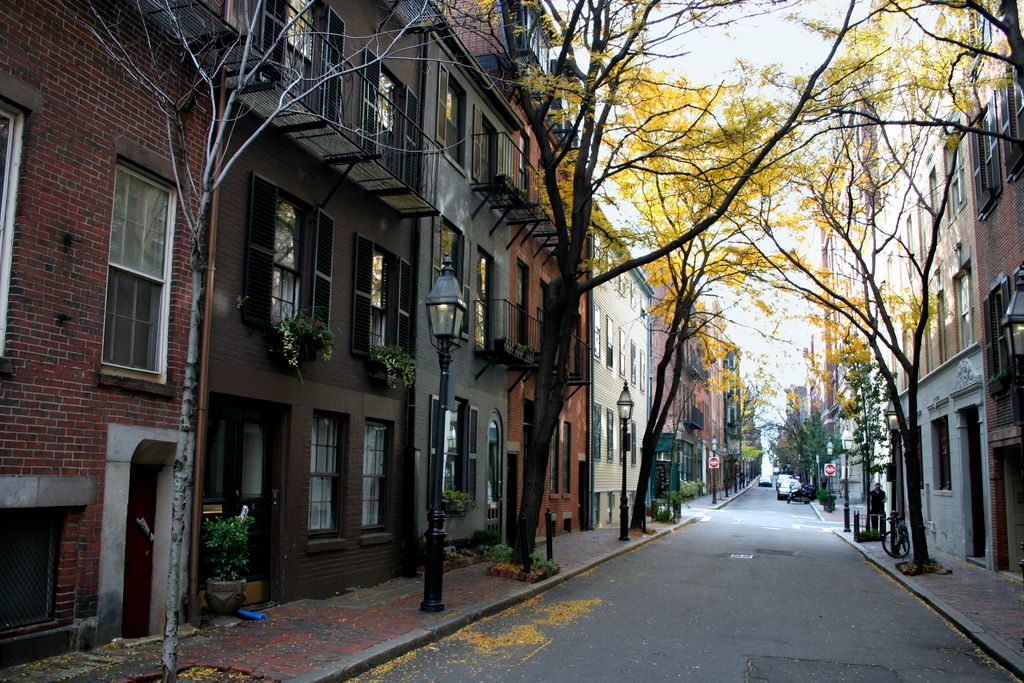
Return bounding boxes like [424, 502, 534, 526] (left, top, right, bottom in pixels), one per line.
[122, 465, 158, 638]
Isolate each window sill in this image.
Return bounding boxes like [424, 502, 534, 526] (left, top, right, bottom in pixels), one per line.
[0, 355, 13, 376]
[97, 372, 176, 398]
[305, 537, 350, 554]
[359, 531, 392, 547]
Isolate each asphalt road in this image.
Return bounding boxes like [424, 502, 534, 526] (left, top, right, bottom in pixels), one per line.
[355, 487, 1014, 682]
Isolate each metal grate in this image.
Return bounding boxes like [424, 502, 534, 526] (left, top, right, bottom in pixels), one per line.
[0, 508, 60, 629]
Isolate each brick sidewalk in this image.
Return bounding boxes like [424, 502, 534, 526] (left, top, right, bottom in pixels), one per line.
[810, 499, 1024, 677]
[0, 500, 725, 683]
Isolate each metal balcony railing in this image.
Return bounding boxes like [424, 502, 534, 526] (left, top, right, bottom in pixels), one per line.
[474, 299, 540, 367]
[138, 0, 437, 217]
[471, 132, 538, 210]
[684, 406, 704, 431]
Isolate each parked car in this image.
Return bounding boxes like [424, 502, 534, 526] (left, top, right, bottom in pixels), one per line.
[777, 478, 801, 500]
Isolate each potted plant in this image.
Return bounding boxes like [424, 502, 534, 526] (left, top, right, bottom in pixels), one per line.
[441, 489, 472, 515]
[268, 309, 333, 370]
[202, 511, 253, 616]
[988, 369, 1012, 395]
[368, 344, 415, 388]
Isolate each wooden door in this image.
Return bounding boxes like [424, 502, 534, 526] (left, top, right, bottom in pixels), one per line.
[122, 465, 158, 637]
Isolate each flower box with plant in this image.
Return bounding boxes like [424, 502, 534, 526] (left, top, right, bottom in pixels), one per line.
[368, 344, 415, 388]
[202, 512, 253, 616]
[988, 369, 1012, 395]
[441, 489, 473, 515]
[268, 310, 333, 369]
[486, 544, 560, 583]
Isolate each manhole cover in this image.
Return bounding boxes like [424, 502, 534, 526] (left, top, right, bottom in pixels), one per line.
[730, 553, 754, 559]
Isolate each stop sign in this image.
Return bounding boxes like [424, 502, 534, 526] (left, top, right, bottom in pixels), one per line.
[709, 456, 720, 469]
[824, 463, 837, 476]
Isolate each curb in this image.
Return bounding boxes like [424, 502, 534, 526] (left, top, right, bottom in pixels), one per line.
[834, 530, 1024, 679]
[294, 517, 701, 682]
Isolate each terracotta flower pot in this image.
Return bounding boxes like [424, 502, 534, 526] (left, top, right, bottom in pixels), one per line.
[205, 578, 247, 616]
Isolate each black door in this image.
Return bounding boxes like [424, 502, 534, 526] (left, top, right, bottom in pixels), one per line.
[203, 404, 272, 582]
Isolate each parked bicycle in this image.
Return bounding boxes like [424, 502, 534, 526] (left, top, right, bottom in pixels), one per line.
[882, 510, 910, 558]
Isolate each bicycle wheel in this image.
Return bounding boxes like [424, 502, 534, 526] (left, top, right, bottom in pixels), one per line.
[882, 527, 897, 557]
[893, 525, 910, 558]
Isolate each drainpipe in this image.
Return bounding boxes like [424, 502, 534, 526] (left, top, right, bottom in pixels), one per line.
[187, 80, 226, 626]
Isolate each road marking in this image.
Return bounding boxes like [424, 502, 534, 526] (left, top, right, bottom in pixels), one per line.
[730, 553, 754, 559]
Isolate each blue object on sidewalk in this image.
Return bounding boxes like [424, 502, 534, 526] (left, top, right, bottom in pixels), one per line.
[237, 609, 267, 620]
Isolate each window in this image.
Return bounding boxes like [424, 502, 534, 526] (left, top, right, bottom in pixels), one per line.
[309, 414, 341, 532]
[630, 340, 637, 384]
[0, 107, 23, 356]
[933, 416, 951, 491]
[984, 279, 1010, 379]
[549, 428, 559, 493]
[362, 422, 388, 527]
[517, 261, 529, 345]
[948, 144, 966, 212]
[243, 175, 334, 327]
[605, 314, 613, 368]
[607, 491, 614, 523]
[472, 110, 496, 182]
[440, 399, 467, 491]
[436, 68, 465, 163]
[630, 282, 636, 308]
[972, 104, 1002, 217]
[592, 405, 602, 461]
[320, 8, 345, 122]
[916, 426, 923, 490]
[262, 0, 313, 87]
[606, 407, 615, 462]
[352, 235, 412, 354]
[999, 69, 1024, 178]
[936, 289, 947, 365]
[639, 354, 645, 394]
[593, 305, 601, 360]
[957, 271, 974, 349]
[103, 166, 174, 372]
[562, 422, 572, 493]
[0, 508, 60, 628]
[618, 329, 625, 378]
[475, 249, 491, 349]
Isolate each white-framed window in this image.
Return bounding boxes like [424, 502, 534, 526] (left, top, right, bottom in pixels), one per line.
[957, 270, 974, 349]
[593, 304, 601, 360]
[0, 106, 23, 356]
[362, 421, 388, 528]
[309, 414, 341, 532]
[103, 166, 174, 373]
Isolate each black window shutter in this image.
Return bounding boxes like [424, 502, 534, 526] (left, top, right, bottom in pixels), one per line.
[313, 209, 334, 322]
[403, 86, 421, 190]
[397, 258, 413, 349]
[321, 9, 345, 122]
[469, 407, 478, 454]
[986, 291, 1001, 376]
[351, 234, 374, 354]
[972, 130, 986, 209]
[243, 174, 277, 325]
[361, 50, 380, 153]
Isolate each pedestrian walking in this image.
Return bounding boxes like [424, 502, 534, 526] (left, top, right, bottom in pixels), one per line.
[868, 482, 886, 531]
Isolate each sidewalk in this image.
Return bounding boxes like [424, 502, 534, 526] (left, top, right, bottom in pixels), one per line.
[811, 498, 1024, 677]
[0, 488, 748, 683]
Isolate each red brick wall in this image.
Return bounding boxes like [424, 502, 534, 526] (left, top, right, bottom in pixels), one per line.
[1, 0, 204, 633]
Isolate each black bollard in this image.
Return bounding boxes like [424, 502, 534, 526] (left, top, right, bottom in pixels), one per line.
[519, 510, 531, 574]
[853, 510, 860, 538]
[545, 508, 554, 561]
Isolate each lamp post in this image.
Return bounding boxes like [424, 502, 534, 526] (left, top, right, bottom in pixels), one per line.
[420, 256, 466, 613]
[711, 436, 718, 504]
[841, 431, 854, 533]
[1001, 264, 1024, 424]
[618, 382, 634, 541]
[826, 440, 834, 512]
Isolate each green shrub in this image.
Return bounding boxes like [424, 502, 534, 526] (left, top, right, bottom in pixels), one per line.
[202, 514, 253, 581]
[487, 543, 514, 564]
[529, 551, 557, 575]
[679, 481, 701, 499]
[816, 489, 830, 503]
[472, 529, 501, 548]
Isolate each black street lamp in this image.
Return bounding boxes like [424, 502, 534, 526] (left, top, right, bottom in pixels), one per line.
[711, 436, 717, 504]
[617, 382, 634, 541]
[420, 256, 466, 613]
[842, 431, 854, 533]
[1002, 264, 1024, 423]
[826, 440, 834, 507]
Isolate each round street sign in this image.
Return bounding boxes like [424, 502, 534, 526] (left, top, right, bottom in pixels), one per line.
[709, 456, 720, 469]
[824, 463, 837, 476]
